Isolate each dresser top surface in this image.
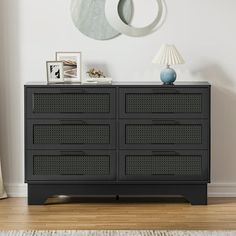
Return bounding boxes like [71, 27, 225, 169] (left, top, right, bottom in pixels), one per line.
[25, 81, 211, 87]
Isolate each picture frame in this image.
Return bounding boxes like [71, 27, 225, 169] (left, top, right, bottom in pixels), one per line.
[46, 61, 64, 84]
[56, 52, 81, 83]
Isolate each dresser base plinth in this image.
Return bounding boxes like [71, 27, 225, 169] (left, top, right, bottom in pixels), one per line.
[28, 184, 207, 205]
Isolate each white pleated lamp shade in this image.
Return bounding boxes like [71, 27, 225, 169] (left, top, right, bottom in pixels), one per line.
[152, 44, 185, 66]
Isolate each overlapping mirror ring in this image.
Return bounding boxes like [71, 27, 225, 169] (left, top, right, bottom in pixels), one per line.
[105, 0, 164, 37]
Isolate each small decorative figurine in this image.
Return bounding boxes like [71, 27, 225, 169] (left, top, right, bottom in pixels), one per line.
[86, 68, 106, 78]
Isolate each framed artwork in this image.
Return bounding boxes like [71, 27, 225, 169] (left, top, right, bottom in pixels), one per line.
[46, 61, 64, 83]
[56, 52, 81, 83]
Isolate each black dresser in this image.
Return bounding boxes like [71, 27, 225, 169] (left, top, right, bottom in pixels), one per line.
[25, 82, 211, 205]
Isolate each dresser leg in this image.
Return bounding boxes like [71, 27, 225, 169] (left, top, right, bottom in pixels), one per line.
[116, 195, 119, 200]
[184, 184, 208, 205]
[28, 185, 48, 205]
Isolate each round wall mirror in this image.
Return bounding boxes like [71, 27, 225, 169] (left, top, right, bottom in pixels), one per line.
[71, 0, 133, 40]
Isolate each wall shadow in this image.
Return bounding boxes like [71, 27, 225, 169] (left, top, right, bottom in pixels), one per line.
[192, 64, 236, 183]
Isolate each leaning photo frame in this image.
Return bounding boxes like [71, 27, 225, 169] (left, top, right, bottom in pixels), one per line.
[46, 61, 64, 84]
[56, 52, 81, 83]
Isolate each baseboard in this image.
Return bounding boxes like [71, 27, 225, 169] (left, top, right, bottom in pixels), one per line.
[208, 183, 236, 197]
[4, 183, 236, 198]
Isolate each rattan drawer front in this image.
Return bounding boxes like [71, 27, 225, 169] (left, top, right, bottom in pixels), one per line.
[26, 87, 116, 118]
[26, 150, 116, 181]
[126, 156, 201, 175]
[119, 120, 208, 149]
[34, 124, 109, 144]
[34, 93, 110, 113]
[126, 124, 201, 144]
[119, 88, 210, 118]
[119, 150, 208, 181]
[126, 94, 201, 112]
[27, 120, 116, 149]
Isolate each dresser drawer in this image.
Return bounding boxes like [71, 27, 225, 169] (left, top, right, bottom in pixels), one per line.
[119, 150, 209, 181]
[119, 119, 209, 149]
[26, 150, 116, 181]
[26, 87, 116, 118]
[119, 87, 210, 118]
[26, 119, 116, 149]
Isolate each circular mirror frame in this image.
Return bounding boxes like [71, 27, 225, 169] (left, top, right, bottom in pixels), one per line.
[105, 0, 163, 37]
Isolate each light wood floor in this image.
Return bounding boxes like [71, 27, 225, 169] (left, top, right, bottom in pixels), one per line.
[0, 197, 236, 230]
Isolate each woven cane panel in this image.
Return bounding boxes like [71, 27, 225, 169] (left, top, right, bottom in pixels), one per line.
[33, 93, 110, 113]
[126, 124, 202, 144]
[126, 93, 202, 113]
[33, 124, 110, 144]
[33, 155, 110, 175]
[126, 155, 202, 176]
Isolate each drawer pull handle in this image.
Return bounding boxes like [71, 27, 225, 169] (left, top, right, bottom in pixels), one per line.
[152, 151, 179, 155]
[152, 89, 180, 94]
[60, 151, 86, 155]
[59, 120, 87, 125]
[152, 120, 180, 124]
[152, 174, 175, 176]
[60, 88, 87, 93]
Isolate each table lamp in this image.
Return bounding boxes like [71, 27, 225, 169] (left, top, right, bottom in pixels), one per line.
[152, 44, 185, 85]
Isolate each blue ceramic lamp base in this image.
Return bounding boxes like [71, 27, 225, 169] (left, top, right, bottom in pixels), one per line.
[160, 65, 177, 85]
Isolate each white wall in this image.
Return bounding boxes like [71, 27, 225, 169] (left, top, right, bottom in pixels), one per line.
[1, 0, 236, 197]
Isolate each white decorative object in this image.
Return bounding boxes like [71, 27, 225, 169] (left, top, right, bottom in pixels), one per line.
[83, 77, 112, 85]
[152, 44, 184, 84]
[105, 0, 164, 37]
